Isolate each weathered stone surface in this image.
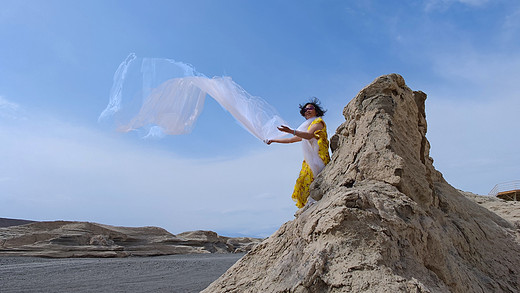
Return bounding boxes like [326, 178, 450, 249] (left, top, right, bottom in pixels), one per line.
[0, 221, 262, 258]
[316, 74, 438, 206]
[461, 190, 520, 242]
[203, 74, 520, 292]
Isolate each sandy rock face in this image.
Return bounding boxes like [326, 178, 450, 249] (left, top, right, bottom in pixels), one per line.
[203, 74, 520, 292]
[318, 74, 438, 206]
[461, 191, 520, 243]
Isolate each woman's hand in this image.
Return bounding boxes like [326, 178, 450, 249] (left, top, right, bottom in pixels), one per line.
[278, 121, 323, 140]
[277, 125, 294, 134]
[266, 125, 306, 145]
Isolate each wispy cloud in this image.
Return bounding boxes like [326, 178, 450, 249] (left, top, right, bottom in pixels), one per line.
[431, 49, 520, 93]
[0, 107, 301, 237]
[502, 7, 520, 42]
[456, 0, 489, 6]
[420, 24, 520, 193]
[0, 96, 24, 120]
[427, 93, 520, 194]
[0, 96, 18, 108]
[424, 0, 490, 11]
[504, 7, 520, 28]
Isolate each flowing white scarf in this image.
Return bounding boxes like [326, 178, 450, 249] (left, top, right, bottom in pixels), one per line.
[297, 117, 325, 177]
[99, 54, 287, 141]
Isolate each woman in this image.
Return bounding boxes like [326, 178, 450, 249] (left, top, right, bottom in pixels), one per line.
[266, 98, 331, 208]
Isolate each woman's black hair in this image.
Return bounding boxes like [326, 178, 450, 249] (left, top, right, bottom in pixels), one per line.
[299, 97, 326, 117]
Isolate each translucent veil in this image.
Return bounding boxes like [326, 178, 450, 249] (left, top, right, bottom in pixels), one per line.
[99, 53, 287, 141]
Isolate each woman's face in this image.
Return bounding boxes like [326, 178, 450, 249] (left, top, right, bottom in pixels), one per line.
[303, 104, 317, 119]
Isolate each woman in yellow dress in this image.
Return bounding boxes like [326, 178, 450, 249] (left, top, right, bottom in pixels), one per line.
[266, 98, 331, 208]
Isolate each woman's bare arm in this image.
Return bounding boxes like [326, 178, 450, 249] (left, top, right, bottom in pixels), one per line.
[266, 136, 302, 144]
[277, 122, 324, 140]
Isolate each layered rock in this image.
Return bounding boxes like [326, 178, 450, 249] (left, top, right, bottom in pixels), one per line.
[0, 221, 262, 258]
[203, 74, 520, 292]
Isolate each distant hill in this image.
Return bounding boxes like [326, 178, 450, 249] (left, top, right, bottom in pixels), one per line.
[0, 219, 262, 257]
[0, 218, 35, 228]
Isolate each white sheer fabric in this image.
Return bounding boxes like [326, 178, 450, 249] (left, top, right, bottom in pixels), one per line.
[297, 117, 325, 176]
[99, 54, 287, 141]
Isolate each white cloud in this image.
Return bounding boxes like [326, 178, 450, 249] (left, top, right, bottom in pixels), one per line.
[426, 89, 520, 195]
[0, 96, 24, 120]
[424, 0, 490, 11]
[0, 111, 303, 237]
[428, 44, 520, 100]
[379, 15, 520, 195]
[504, 7, 520, 28]
[502, 7, 520, 41]
[456, 0, 489, 6]
[420, 39, 520, 195]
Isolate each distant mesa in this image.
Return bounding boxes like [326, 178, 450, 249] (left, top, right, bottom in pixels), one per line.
[0, 219, 262, 258]
[203, 74, 520, 293]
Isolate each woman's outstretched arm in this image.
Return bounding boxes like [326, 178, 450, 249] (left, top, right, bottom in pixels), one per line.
[277, 123, 323, 140]
[266, 136, 302, 144]
[266, 122, 324, 145]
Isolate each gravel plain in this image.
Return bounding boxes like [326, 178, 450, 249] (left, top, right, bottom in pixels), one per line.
[0, 253, 244, 293]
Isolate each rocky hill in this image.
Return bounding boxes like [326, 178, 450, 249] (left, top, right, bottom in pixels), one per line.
[203, 74, 520, 292]
[0, 220, 262, 258]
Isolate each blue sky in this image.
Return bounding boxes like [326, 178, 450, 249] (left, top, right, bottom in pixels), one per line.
[1, 0, 519, 237]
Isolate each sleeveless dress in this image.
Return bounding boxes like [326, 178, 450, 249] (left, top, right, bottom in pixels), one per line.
[292, 117, 331, 208]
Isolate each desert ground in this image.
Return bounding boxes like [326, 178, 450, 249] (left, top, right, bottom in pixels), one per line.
[0, 253, 244, 293]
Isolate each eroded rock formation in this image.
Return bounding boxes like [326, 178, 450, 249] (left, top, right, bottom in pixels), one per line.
[203, 74, 520, 292]
[0, 220, 261, 257]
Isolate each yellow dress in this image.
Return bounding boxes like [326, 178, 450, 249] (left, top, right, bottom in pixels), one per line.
[292, 117, 330, 208]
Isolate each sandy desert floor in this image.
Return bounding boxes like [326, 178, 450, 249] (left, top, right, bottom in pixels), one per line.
[0, 253, 244, 293]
